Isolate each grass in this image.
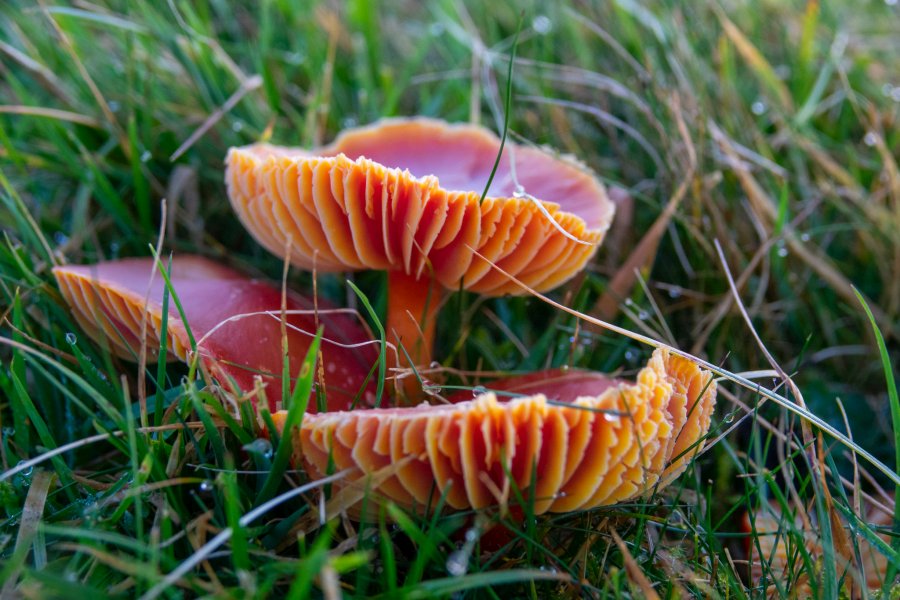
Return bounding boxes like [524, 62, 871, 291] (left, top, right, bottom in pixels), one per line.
[1, 0, 899, 597]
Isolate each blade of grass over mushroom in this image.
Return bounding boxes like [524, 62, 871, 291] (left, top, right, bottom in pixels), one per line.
[256, 327, 323, 506]
[348, 280, 387, 408]
[477, 13, 522, 207]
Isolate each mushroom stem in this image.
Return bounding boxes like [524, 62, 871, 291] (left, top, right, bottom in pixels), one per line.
[387, 269, 442, 402]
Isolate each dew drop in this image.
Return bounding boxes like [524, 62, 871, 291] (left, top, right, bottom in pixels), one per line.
[2, 427, 14, 437]
[199, 480, 213, 493]
[624, 298, 634, 306]
[428, 22, 445, 37]
[513, 184, 526, 198]
[54, 231, 69, 245]
[232, 120, 244, 132]
[668, 287, 683, 299]
[777, 246, 789, 258]
[472, 385, 488, 398]
[140, 150, 152, 163]
[446, 550, 469, 577]
[16, 461, 33, 477]
[751, 100, 767, 115]
[108, 100, 121, 113]
[723, 411, 736, 424]
[342, 116, 359, 129]
[886, 0, 897, 6]
[800, 233, 810, 242]
[863, 132, 878, 146]
[429, 361, 441, 369]
[464, 528, 478, 543]
[603, 412, 621, 422]
[285, 52, 305, 65]
[66, 332, 78, 345]
[243, 438, 273, 458]
[532, 15, 553, 35]
[624, 350, 635, 361]
[890, 87, 900, 103]
[637, 310, 650, 321]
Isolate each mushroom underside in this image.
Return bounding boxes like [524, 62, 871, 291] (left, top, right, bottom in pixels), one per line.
[277, 348, 717, 514]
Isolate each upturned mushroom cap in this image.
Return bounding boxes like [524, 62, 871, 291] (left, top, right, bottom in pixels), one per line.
[225, 118, 615, 295]
[273, 348, 716, 514]
[53, 256, 377, 411]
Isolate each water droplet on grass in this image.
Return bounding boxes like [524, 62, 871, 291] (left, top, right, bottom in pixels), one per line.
[532, 15, 553, 34]
[66, 332, 77, 345]
[751, 100, 767, 115]
[864, 132, 878, 146]
[446, 550, 469, 576]
[140, 150, 152, 163]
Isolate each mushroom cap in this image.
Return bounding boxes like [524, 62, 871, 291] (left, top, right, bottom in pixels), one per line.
[274, 348, 716, 514]
[226, 118, 615, 294]
[53, 256, 378, 412]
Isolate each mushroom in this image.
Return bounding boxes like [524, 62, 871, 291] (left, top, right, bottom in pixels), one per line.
[53, 256, 377, 411]
[226, 118, 615, 398]
[273, 348, 716, 514]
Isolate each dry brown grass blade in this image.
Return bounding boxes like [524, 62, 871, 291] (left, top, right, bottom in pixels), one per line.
[592, 175, 690, 323]
[0, 105, 102, 128]
[2, 470, 54, 596]
[610, 528, 660, 600]
[715, 9, 793, 112]
[169, 75, 263, 161]
[0, 40, 70, 102]
[816, 433, 859, 596]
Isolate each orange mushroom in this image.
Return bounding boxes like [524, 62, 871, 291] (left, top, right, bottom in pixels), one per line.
[226, 118, 615, 397]
[273, 348, 716, 514]
[53, 256, 378, 411]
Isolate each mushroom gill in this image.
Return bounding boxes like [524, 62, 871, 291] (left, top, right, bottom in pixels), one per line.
[273, 348, 716, 514]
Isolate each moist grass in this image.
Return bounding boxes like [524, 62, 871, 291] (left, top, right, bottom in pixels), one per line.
[1, 0, 899, 597]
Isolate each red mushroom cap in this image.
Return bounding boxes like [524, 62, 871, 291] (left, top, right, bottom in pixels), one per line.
[53, 256, 377, 412]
